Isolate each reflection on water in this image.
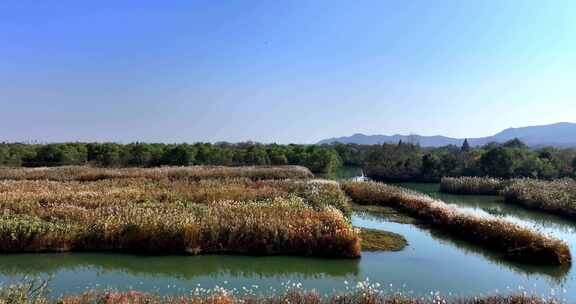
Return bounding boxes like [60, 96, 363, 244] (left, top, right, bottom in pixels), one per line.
[356, 212, 569, 282]
[0, 254, 360, 296]
[0, 182, 574, 300]
[318, 167, 365, 181]
[0, 253, 359, 279]
[352, 215, 573, 297]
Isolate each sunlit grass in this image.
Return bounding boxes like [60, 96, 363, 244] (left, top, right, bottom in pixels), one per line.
[440, 177, 504, 195]
[0, 197, 359, 257]
[341, 181, 571, 266]
[0, 177, 351, 217]
[0, 170, 358, 257]
[358, 228, 407, 251]
[441, 177, 576, 220]
[501, 178, 576, 219]
[0, 165, 314, 182]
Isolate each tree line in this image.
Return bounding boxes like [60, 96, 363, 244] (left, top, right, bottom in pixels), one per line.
[0, 142, 342, 173]
[362, 139, 576, 181]
[1, 139, 575, 179]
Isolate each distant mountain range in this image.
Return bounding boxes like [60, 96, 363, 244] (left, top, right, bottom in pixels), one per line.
[318, 122, 576, 147]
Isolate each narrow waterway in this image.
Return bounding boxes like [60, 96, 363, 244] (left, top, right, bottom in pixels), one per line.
[397, 182, 576, 256]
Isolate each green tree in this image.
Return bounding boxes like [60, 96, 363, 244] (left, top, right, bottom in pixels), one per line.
[162, 144, 193, 166]
[8, 144, 37, 166]
[538, 147, 555, 160]
[269, 150, 288, 165]
[515, 156, 542, 178]
[480, 147, 515, 178]
[502, 138, 527, 149]
[88, 143, 122, 167]
[286, 145, 308, 165]
[421, 153, 442, 180]
[364, 143, 422, 181]
[0, 144, 10, 166]
[34, 144, 86, 166]
[210, 148, 234, 165]
[194, 143, 213, 165]
[440, 153, 460, 176]
[332, 143, 366, 166]
[538, 159, 558, 179]
[232, 149, 247, 165]
[306, 147, 341, 173]
[125, 143, 153, 166]
[460, 139, 471, 153]
[244, 145, 270, 165]
[0, 145, 8, 166]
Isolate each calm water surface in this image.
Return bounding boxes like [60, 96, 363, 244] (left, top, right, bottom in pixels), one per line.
[0, 181, 574, 300]
[318, 166, 365, 181]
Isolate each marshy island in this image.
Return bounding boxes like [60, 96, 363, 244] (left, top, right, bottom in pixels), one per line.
[0, 140, 575, 303]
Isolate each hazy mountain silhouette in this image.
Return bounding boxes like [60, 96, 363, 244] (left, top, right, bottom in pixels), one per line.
[318, 122, 576, 147]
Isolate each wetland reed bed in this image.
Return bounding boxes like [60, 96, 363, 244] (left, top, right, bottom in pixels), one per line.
[440, 177, 504, 195]
[500, 178, 576, 220]
[0, 165, 314, 182]
[0, 173, 359, 257]
[341, 181, 571, 266]
[441, 177, 576, 220]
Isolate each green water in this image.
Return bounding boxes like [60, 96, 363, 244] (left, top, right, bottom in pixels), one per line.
[0, 183, 574, 300]
[318, 166, 364, 180]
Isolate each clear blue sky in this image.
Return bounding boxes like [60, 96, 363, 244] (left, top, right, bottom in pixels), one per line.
[1, 1, 575, 144]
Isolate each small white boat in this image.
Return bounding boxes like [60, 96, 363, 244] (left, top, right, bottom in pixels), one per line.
[352, 169, 367, 181]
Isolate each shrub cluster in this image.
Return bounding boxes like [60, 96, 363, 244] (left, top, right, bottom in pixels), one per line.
[341, 181, 571, 266]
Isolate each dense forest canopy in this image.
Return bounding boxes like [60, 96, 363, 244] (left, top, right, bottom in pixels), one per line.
[0, 142, 342, 174]
[0, 140, 575, 179]
[363, 139, 576, 181]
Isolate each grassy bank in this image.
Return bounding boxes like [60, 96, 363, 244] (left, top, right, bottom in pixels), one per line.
[0, 176, 359, 257]
[341, 181, 571, 266]
[0, 280, 562, 304]
[358, 228, 407, 251]
[440, 177, 505, 195]
[0, 165, 314, 182]
[352, 204, 417, 224]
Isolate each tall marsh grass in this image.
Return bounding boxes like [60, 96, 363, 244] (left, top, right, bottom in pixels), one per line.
[501, 179, 576, 219]
[440, 177, 505, 195]
[0, 198, 359, 257]
[0, 178, 358, 257]
[0, 178, 351, 216]
[341, 181, 571, 266]
[442, 177, 576, 220]
[0, 165, 313, 182]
